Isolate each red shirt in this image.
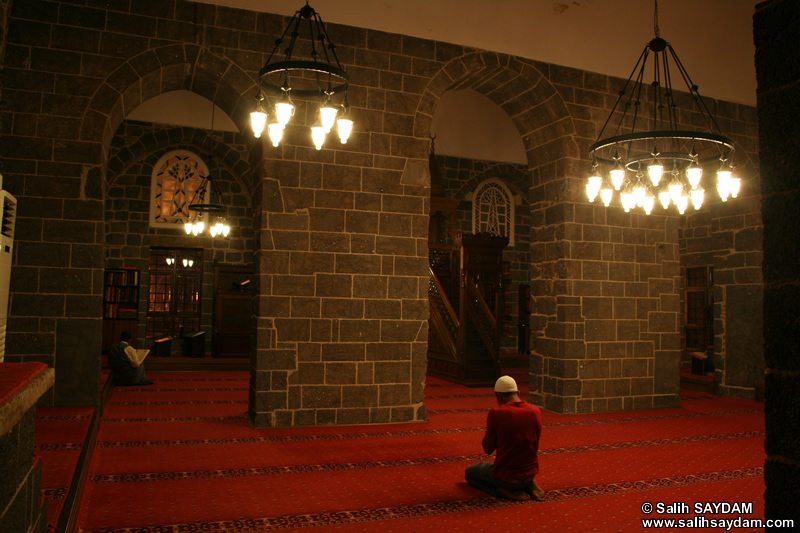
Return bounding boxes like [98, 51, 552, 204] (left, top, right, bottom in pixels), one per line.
[482, 401, 543, 480]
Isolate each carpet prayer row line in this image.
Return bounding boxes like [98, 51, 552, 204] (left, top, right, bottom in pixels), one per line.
[73, 371, 766, 532]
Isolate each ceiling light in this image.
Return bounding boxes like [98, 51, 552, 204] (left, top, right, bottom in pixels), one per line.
[251, 2, 353, 148]
[585, 0, 738, 215]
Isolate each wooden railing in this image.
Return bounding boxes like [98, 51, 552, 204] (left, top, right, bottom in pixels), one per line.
[465, 279, 501, 375]
[428, 266, 458, 359]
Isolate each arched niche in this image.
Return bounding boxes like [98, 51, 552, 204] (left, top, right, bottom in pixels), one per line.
[430, 89, 527, 165]
[127, 90, 240, 132]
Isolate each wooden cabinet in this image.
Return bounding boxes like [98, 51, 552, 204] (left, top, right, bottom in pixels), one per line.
[102, 268, 139, 352]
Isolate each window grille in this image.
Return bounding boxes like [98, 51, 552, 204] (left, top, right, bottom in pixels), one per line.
[472, 178, 514, 245]
[149, 150, 209, 229]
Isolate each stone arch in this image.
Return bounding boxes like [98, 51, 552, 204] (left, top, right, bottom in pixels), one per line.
[413, 51, 577, 171]
[105, 127, 252, 206]
[80, 43, 259, 168]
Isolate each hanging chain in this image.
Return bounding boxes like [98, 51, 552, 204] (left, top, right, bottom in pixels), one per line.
[653, 0, 660, 38]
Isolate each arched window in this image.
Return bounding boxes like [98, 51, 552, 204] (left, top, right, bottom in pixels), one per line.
[149, 150, 209, 229]
[472, 178, 515, 245]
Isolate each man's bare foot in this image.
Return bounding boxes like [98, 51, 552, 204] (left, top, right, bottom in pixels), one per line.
[530, 480, 545, 501]
[498, 487, 531, 501]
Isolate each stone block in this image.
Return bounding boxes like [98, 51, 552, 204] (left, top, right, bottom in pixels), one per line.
[275, 318, 310, 342]
[301, 386, 342, 409]
[291, 362, 324, 385]
[648, 312, 677, 333]
[321, 299, 363, 319]
[353, 275, 388, 298]
[379, 383, 410, 405]
[339, 319, 381, 342]
[342, 385, 379, 408]
[606, 378, 631, 397]
[585, 319, 616, 342]
[582, 297, 612, 319]
[315, 273, 352, 298]
[321, 343, 365, 362]
[579, 359, 609, 379]
[325, 362, 357, 385]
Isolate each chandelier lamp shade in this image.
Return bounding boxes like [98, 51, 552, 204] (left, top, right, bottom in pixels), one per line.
[250, 2, 353, 149]
[585, 1, 740, 215]
[184, 174, 230, 238]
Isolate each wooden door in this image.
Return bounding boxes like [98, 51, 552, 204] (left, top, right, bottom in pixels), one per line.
[213, 265, 253, 358]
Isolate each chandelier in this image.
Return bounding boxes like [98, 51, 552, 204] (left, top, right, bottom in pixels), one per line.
[585, 0, 740, 215]
[250, 2, 353, 150]
[184, 174, 230, 238]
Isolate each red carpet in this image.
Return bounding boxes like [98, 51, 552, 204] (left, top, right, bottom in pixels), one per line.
[75, 372, 767, 532]
[35, 406, 94, 531]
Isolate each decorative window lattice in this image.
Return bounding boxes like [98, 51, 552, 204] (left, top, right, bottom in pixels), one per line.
[150, 150, 209, 228]
[472, 179, 514, 245]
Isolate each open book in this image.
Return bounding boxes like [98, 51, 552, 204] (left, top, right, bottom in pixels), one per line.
[136, 349, 150, 365]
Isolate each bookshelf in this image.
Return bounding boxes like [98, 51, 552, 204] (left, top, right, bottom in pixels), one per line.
[102, 267, 140, 353]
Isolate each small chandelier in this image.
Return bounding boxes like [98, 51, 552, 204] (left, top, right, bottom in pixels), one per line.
[184, 174, 230, 238]
[585, 0, 740, 215]
[250, 2, 353, 149]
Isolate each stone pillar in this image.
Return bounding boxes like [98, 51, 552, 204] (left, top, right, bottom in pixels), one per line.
[248, 153, 430, 428]
[754, 0, 800, 525]
[529, 174, 681, 414]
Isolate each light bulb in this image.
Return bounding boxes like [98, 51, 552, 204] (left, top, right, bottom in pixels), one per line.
[633, 183, 646, 207]
[658, 190, 671, 209]
[686, 163, 703, 189]
[647, 162, 663, 186]
[610, 167, 625, 191]
[319, 100, 338, 133]
[676, 194, 689, 214]
[268, 123, 283, 148]
[600, 187, 613, 207]
[620, 190, 634, 212]
[729, 177, 741, 198]
[311, 124, 326, 150]
[184, 221, 192, 235]
[250, 110, 267, 138]
[669, 182, 683, 204]
[222, 223, 230, 237]
[690, 188, 704, 210]
[717, 169, 731, 201]
[275, 92, 295, 127]
[337, 118, 353, 144]
[210, 223, 218, 237]
[643, 194, 655, 215]
[586, 175, 602, 202]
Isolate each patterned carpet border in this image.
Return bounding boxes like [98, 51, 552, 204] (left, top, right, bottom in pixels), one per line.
[36, 414, 92, 422]
[113, 387, 247, 393]
[77, 467, 764, 533]
[35, 442, 83, 452]
[102, 415, 248, 424]
[90, 431, 763, 484]
[109, 400, 248, 406]
[98, 408, 761, 449]
[143, 377, 248, 382]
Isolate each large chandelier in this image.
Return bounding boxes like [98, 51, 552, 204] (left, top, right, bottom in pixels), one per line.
[585, 0, 740, 215]
[250, 2, 353, 150]
[184, 174, 230, 238]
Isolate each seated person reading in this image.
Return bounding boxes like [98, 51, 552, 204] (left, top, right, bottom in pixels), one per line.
[108, 331, 154, 386]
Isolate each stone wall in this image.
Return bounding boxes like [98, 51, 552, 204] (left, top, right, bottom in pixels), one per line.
[0, 0, 764, 422]
[754, 0, 800, 524]
[527, 63, 759, 414]
[104, 120, 255, 350]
